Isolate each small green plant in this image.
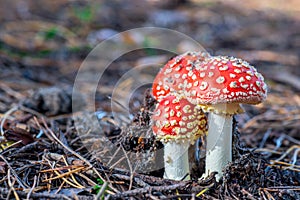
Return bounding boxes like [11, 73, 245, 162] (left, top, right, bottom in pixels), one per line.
[43, 27, 59, 40]
[142, 37, 157, 56]
[74, 5, 95, 23]
[93, 178, 104, 194]
[93, 178, 110, 199]
[36, 26, 60, 42]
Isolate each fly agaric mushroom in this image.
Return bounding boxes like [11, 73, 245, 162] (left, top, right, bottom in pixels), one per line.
[185, 55, 267, 180]
[152, 94, 207, 180]
[152, 51, 210, 101]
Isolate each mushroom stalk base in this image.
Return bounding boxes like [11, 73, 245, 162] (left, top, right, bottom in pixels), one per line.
[205, 113, 232, 181]
[164, 141, 190, 180]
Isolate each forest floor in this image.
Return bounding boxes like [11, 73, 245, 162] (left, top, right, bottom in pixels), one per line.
[0, 0, 299, 199]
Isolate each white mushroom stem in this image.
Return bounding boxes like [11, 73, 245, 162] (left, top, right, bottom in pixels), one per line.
[205, 112, 233, 180]
[164, 141, 190, 180]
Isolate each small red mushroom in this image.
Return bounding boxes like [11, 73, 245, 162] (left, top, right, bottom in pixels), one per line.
[152, 51, 211, 101]
[152, 94, 207, 180]
[184, 55, 267, 180]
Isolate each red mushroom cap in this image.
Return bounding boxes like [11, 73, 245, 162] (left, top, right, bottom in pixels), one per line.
[152, 94, 207, 143]
[152, 51, 211, 101]
[185, 56, 268, 114]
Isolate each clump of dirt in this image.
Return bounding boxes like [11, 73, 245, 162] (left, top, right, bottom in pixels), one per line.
[23, 87, 85, 116]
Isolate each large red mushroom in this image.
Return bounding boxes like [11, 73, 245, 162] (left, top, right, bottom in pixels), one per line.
[185, 55, 268, 180]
